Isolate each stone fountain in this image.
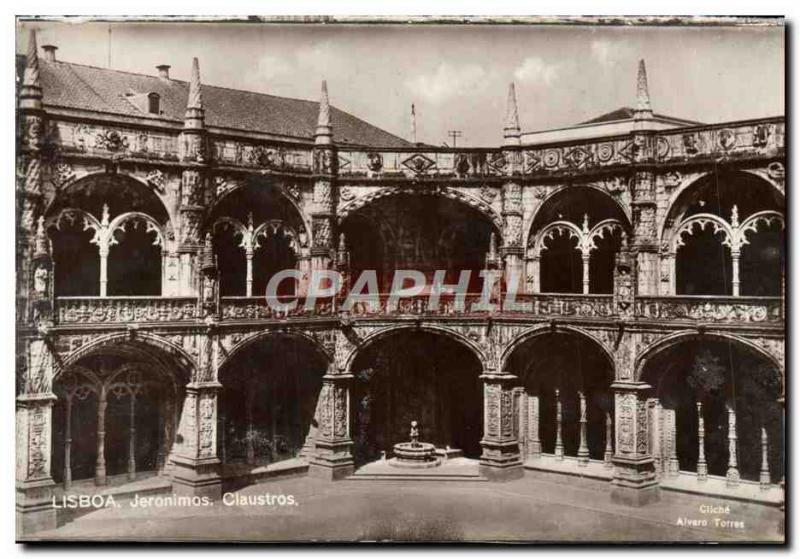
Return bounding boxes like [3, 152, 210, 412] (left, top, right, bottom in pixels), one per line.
[388, 420, 441, 469]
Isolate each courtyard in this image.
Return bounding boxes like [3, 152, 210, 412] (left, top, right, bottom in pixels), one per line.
[31, 472, 783, 543]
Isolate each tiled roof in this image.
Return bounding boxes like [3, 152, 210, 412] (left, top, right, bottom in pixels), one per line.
[17, 55, 411, 148]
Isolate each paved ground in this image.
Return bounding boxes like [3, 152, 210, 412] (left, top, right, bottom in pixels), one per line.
[32, 472, 784, 543]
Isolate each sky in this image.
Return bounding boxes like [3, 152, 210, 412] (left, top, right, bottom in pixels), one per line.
[17, 19, 784, 147]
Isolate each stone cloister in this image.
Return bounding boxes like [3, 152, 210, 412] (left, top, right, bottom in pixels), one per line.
[16, 31, 784, 535]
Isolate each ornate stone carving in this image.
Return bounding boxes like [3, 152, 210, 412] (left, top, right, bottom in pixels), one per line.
[95, 129, 129, 152]
[49, 161, 75, 190]
[366, 152, 383, 173]
[56, 297, 199, 324]
[146, 169, 166, 193]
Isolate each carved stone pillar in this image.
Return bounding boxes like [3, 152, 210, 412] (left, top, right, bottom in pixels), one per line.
[527, 390, 541, 459]
[664, 407, 679, 477]
[613, 235, 636, 316]
[649, 399, 662, 476]
[610, 381, 659, 506]
[310, 81, 338, 280]
[17, 30, 45, 324]
[178, 170, 206, 296]
[501, 181, 524, 293]
[95, 384, 108, 485]
[726, 403, 740, 486]
[577, 390, 590, 465]
[308, 370, 354, 480]
[170, 381, 222, 499]
[759, 426, 770, 490]
[696, 401, 708, 481]
[554, 388, 564, 460]
[16, 392, 58, 536]
[581, 254, 591, 295]
[127, 392, 137, 481]
[631, 152, 659, 296]
[177, 57, 208, 297]
[514, 387, 526, 458]
[604, 410, 614, 467]
[527, 255, 540, 294]
[731, 249, 741, 297]
[296, 251, 312, 297]
[479, 371, 523, 481]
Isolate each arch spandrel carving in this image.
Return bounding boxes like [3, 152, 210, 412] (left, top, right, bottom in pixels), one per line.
[341, 322, 491, 374]
[337, 185, 505, 233]
[43, 168, 179, 233]
[52, 330, 196, 387]
[524, 183, 633, 250]
[657, 169, 785, 247]
[208, 176, 313, 243]
[633, 330, 785, 383]
[217, 327, 334, 372]
[499, 323, 616, 375]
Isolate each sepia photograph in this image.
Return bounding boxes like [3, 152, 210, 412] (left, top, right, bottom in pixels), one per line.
[13, 14, 786, 544]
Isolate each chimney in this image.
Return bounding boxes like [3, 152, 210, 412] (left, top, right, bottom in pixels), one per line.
[156, 64, 171, 79]
[41, 45, 57, 62]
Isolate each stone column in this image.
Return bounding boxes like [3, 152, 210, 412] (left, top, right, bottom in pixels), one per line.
[95, 384, 108, 485]
[527, 391, 541, 459]
[610, 381, 659, 506]
[99, 244, 109, 297]
[649, 400, 662, 476]
[577, 390, 590, 465]
[170, 381, 223, 499]
[500, 84, 525, 295]
[604, 410, 614, 467]
[759, 426, 770, 490]
[177, 57, 208, 297]
[726, 403, 740, 486]
[665, 408, 679, 477]
[514, 388, 526, 458]
[310, 81, 337, 283]
[631, 61, 659, 296]
[554, 388, 564, 460]
[127, 392, 137, 481]
[528, 256, 540, 294]
[309, 369, 354, 480]
[16, 392, 58, 536]
[245, 245, 254, 297]
[479, 371, 523, 481]
[63, 396, 73, 489]
[17, 29, 46, 324]
[501, 182, 525, 293]
[582, 254, 591, 295]
[696, 401, 708, 481]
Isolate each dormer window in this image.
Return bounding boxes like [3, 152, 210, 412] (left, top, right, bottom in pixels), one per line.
[147, 92, 161, 115]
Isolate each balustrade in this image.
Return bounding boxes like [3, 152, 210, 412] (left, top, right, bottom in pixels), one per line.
[56, 296, 199, 324]
[52, 293, 784, 326]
